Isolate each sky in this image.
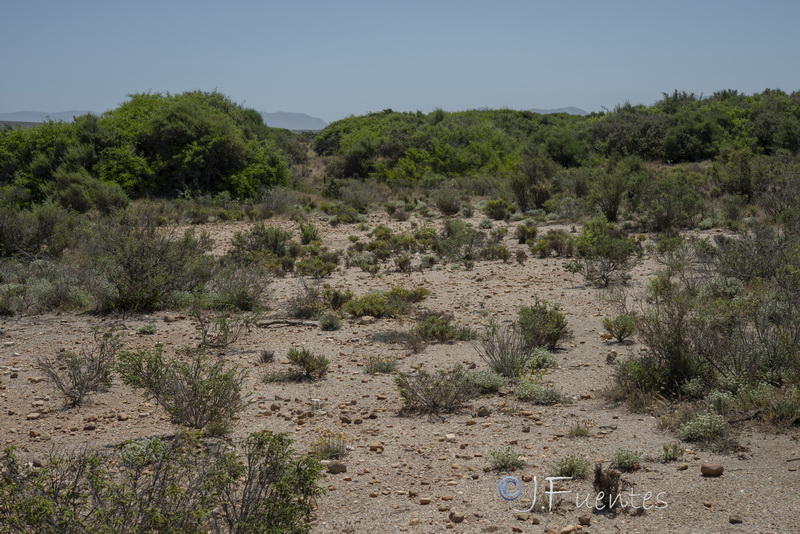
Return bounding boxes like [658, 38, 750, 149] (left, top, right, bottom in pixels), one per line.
[2, 0, 799, 123]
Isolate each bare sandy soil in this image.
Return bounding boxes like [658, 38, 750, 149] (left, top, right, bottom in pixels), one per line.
[1, 211, 798, 534]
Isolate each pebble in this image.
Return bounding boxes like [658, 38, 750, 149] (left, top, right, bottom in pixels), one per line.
[419, 497, 431, 505]
[729, 514, 743, 524]
[26, 412, 41, 420]
[477, 406, 491, 417]
[701, 463, 724, 477]
[448, 511, 464, 524]
[327, 462, 347, 474]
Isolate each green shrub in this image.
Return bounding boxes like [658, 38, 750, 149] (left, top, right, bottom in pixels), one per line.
[565, 215, 642, 287]
[661, 442, 683, 462]
[515, 220, 538, 244]
[81, 209, 216, 312]
[310, 429, 348, 460]
[37, 327, 121, 407]
[138, 323, 157, 335]
[611, 449, 641, 471]
[484, 198, 513, 220]
[602, 314, 637, 342]
[514, 378, 563, 405]
[294, 256, 337, 278]
[704, 389, 735, 415]
[342, 286, 430, 318]
[364, 355, 398, 375]
[192, 310, 258, 349]
[477, 321, 530, 378]
[489, 446, 525, 471]
[229, 222, 292, 262]
[120, 437, 168, 469]
[299, 220, 321, 245]
[530, 229, 575, 258]
[286, 347, 329, 380]
[680, 412, 727, 443]
[555, 455, 591, 479]
[464, 369, 506, 393]
[395, 365, 477, 414]
[434, 188, 462, 216]
[527, 346, 557, 370]
[567, 422, 590, 438]
[116, 346, 247, 432]
[319, 312, 342, 331]
[516, 299, 572, 351]
[410, 312, 475, 343]
[288, 280, 327, 319]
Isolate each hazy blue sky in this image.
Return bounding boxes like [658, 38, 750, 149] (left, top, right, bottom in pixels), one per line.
[2, 0, 798, 122]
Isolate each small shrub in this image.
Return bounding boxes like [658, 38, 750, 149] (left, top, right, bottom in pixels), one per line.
[120, 437, 168, 469]
[464, 369, 506, 394]
[229, 222, 292, 262]
[294, 257, 337, 278]
[602, 314, 637, 342]
[477, 321, 529, 378]
[517, 299, 573, 351]
[287, 347, 329, 380]
[489, 446, 525, 471]
[480, 243, 512, 262]
[299, 220, 321, 245]
[705, 389, 735, 415]
[479, 219, 493, 229]
[516, 221, 538, 244]
[37, 327, 121, 407]
[527, 346, 556, 370]
[555, 455, 591, 479]
[395, 365, 477, 414]
[138, 323, 157, 335]
[515, 249, 527, 265]
[259, 350, 275, 363]
[611, 449, 641, 472]
[288, 280, 326, 319]
[565, 215, 642, 287]
[530, 229, 575, 258]
[364, 355, 398, 374]
[484, 198, 512, 220]
[342, 286, 430, 318]
[568, 422, 590, 438]
[434, 189, 462, 216]
[661, 442, 683, 462]
[310, 429, 348, 460]
[680, 412, 727, 443]
[411, 312, 475, 344]
[192, 310, 258, 349]
[116, 346, 247, 432]
[395, 253, 414, 272]
[514, 378, 563, 405]
[319, 312, 342, 331]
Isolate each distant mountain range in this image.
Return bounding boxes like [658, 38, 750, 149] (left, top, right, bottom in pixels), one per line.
[0, 110, 329, 132]
[529, 107, 587, 116]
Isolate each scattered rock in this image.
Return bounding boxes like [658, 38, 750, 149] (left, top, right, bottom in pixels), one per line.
[448, 511, 464, 524]
[26, 412, 41, 420]
[357, 316, 376, 325]
[701, 463, 724, 477]
[419, 497, 432, 505]
[327, 462, 347, 474]
[702, 501, 712, 508]
[560, 525, 582, 534]
[578, 515, 591, 526]
[477, 406, 491, 417]
[117, 413, 129, 421]
[677, 463, 689, 471]
[369, 442, 384, 453]
[514, 512, 530, 521]
[729, 514, 743, 524]
[83, 424, 96, 431]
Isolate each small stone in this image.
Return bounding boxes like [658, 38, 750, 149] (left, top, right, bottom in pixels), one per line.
[358, 316, 376, 325]
[729, 514, 743, 524]
[83, 424, 96, 431]
[419, 497, 431, 505]
[445, 433, 456, 442]
[477, 406, 491, 417]
[327, 462, 347, 474]
[369, 491, 379, 498]
[26, 412, 41, 420]
[31, 457, 45, 468]
[702, 501, 712, 508]
[677, 463, 689, 471]
[438, 504, 451, 512]
[448, 511, 464, 524]
[117, 413, 129, 421]
[340, 415, 351, 424]
[560, 526, 581, 534]
[514, 513, 530, 521]
[578, 515, 591, 526]
[409, 518, 420, 526]
[465, 419, 477, 426]
[701, 463, 724, 477]
[369, 442, 384, 453]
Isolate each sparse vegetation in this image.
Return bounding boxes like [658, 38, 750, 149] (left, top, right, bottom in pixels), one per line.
[286, 347, 329, 380]
[555, 455, 591, 479]
[395, 365, 477, 414]
[611, 449, 642, 471]
[489, 446, 526, 471]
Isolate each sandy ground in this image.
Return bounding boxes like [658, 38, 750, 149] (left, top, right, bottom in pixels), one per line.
[1, 211, 798, 534]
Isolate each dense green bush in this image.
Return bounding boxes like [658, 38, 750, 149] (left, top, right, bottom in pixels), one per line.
[565, 215, 642, 287]
[342, 286, 430, 318]
[516, 299, 572, 350]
